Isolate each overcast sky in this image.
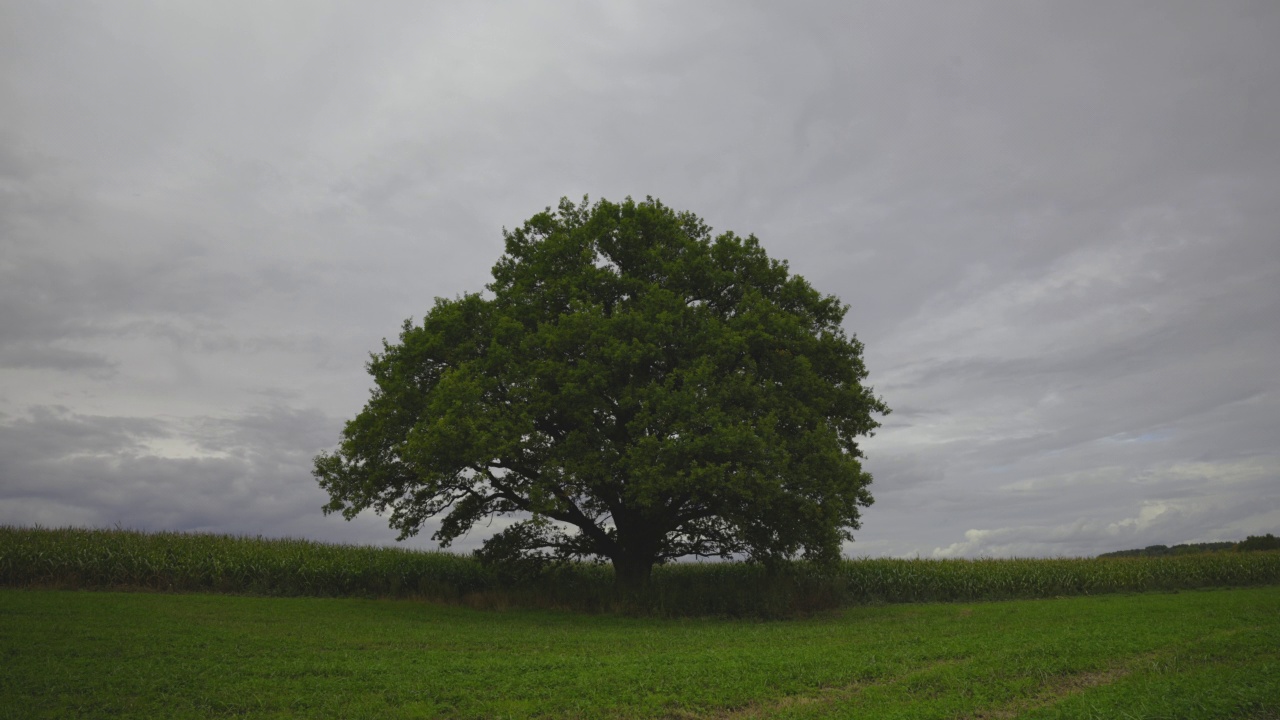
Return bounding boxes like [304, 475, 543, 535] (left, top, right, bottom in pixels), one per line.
[3, 1, 1277, 559]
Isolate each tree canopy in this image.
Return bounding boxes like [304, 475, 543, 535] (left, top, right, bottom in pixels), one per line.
[313, 196, 889, 590]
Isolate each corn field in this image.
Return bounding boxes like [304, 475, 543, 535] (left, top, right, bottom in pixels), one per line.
[3, 526, 1277, 617]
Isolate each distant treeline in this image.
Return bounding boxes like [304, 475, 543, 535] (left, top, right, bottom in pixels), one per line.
[4, 526, 1280, 617]
[1099, 534, 1280, 558]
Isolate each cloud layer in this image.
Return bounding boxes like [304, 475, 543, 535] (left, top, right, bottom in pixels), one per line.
[3, 1, 1278, 557]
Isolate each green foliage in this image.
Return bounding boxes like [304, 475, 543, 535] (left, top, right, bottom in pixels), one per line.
[4, 527, 1279, 618]
[313, 196, 889, 587]
[1098, 535, 1280, 557]
[4, 587, 1279, 718]
[1238, 533, 1280, 552]
[830, 554, 1280, 604]
[1098, 541, 1239, 558]
[0, 525, 492, 600]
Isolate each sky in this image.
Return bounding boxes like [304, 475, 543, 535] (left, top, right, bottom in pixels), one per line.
[2, 1, 1278, 559]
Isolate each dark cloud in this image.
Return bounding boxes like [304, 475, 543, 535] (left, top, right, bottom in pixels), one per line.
[0, 405, 450, 548]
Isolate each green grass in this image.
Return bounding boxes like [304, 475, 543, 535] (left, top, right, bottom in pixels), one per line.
[2, 586, 1277, 719]
[4, 526, 1279, 617]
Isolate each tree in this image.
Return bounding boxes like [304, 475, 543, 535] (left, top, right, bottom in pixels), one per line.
[1237, 534, 1279, 552]
[313, 196, 889, 592]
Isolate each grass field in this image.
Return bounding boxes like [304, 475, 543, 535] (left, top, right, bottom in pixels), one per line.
[2, 586, 1278, 719]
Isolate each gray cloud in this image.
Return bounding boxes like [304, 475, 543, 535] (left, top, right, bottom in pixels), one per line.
[0, 346, 117, 375]
[2, 1, 1277, 557]
[0, 405, 451, 548]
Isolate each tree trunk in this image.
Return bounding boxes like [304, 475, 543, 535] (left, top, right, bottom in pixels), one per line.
[611, 553, 655, 597]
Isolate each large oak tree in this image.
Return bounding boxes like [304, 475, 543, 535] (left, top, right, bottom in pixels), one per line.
[313, 197, 889, 590]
